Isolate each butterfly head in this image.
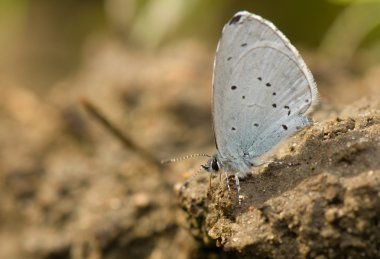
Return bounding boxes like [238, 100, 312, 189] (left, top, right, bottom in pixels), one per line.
[201, 155, 221, 173]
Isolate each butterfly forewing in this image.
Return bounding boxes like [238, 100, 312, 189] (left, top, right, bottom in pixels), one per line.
[212, 11, 318, 164]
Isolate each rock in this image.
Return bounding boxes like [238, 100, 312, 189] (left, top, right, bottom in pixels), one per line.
[178, 108, 380, 258]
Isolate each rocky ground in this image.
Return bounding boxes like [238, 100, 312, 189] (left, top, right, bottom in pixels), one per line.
[0, 39, 379, 258]
[179, 104, 380, 258]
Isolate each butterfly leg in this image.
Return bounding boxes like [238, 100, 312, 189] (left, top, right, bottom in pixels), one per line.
[234, 174, 242, 205]
[223, 171, 231, 194]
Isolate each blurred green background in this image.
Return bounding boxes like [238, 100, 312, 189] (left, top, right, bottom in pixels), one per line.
[2, 0, 380, 91]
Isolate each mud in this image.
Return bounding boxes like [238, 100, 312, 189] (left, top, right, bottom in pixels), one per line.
[179, 104, 380, 258]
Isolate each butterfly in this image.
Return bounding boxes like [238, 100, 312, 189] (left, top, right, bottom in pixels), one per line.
[201, 11, 319, 203]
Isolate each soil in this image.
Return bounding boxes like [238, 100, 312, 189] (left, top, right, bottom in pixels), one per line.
[179, 105, 380, 258]
[0, 39, 379, 258]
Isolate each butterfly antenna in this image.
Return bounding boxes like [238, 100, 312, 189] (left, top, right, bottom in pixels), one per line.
[161, 153, 211, 164]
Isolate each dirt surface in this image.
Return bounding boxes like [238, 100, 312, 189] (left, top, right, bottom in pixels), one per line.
[0, 39, 380, 258]
[179, 104, 380, 258]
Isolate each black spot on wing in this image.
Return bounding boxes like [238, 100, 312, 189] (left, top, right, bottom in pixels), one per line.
[284, 106, 291, 115]
[282, 125, 288, 130]
[242, 96, 245, 99]
[266, 83, 271, 87]
[229, 15, 242, 25]
[231, 85, 237, 90]
[231, 127, 236, 131]
[227, 57, 232, 61]
[254, 123, 259, 127]
[272, 104, 277, 108]
[272, 92, 276, 96]
[241, 43, 247, 47]
[257, 77, 262, 81]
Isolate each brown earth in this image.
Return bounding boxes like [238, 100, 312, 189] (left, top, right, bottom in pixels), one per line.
[0, 39, 379, 258]
[179, 104, 380, 258]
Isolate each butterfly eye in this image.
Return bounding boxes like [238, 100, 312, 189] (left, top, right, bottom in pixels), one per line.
[211, 158, 220, 171]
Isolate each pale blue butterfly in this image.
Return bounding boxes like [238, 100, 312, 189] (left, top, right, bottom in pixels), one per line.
[201, 11, 319, 203]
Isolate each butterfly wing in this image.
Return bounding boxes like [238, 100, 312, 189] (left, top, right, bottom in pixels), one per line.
[212, 11, 318, 166]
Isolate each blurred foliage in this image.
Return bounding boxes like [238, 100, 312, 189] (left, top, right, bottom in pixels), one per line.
[1, 0, 380, 89]
[0, 0, 105, 90]
[321, 1, 380, 66]
[329, 0, 380, 3]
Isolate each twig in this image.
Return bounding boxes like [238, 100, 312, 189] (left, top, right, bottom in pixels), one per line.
[80, 97, 161, 169]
